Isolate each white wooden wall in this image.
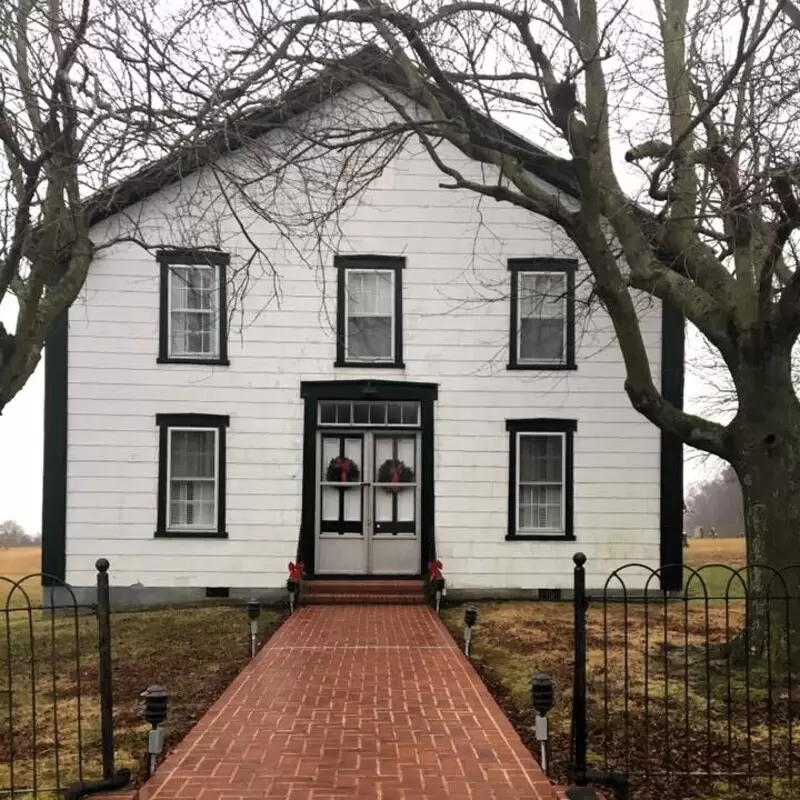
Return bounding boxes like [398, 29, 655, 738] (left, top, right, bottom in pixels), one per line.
[64, 84, 664, 592]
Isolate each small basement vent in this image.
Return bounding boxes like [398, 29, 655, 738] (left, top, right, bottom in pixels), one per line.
[205, 587, 230, 599]
[538, 588, 562, 601]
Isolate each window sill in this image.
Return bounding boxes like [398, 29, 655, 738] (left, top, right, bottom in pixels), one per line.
[334, 360, 405, 369]
[507, 362, 577, 371]
[154, 530, 229, 539]
[505, 533, 576, 542]
[157, 356, 230, 366]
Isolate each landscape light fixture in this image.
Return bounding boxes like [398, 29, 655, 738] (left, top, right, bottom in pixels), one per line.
[140, 685, 168, 778]
[247, 598, 261, 658]
[531, 674, 554, 776]
[463, 605, 478, 656]
[286, 578, 299, 613]
[434, 576, 445, 613]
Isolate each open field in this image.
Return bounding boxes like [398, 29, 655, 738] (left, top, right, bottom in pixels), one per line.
[1, 549, 285, 796]
[443, 537, 793, 800]
[0, 547, 43, 607]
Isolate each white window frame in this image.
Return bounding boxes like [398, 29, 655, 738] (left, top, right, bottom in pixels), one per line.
[517, 270, 568, 366]
[166, 426, 219, 532]
[516, 431, 566, 535]
[167, 264, 220, 360]
[344, 268, 396, 363]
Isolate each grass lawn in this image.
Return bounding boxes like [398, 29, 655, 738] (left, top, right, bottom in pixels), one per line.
[443, 537, 794, 800]
[1, 548, 285, 797]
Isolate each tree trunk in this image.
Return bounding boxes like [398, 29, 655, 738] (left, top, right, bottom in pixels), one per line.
[730, 347, 800, 664]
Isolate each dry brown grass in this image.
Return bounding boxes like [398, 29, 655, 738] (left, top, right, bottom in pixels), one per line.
[443, 537, 794, 799]
[1, 555, 285, 797]
[0, 548, 43, 607]
[685, 538, 746, 569]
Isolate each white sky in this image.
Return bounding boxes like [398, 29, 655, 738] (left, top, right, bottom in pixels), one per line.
[0, 294, 712, 537]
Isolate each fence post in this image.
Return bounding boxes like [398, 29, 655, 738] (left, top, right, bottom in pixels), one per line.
[96, 558, 115, 780]
[570, 552, 588, 786]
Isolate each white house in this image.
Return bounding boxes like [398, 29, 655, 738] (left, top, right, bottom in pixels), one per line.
[40, 50, 684, 605]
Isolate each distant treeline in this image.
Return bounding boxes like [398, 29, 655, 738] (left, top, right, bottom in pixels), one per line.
[684, 465, 745, 537]
[0, 520, 40, 548]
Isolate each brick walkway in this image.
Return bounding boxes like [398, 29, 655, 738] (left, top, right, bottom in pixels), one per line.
[136, 606, 563, 800]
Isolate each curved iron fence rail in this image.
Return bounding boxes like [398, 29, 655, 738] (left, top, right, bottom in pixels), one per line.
[0, 562, 115, 798]
[570, 553, 800, 799]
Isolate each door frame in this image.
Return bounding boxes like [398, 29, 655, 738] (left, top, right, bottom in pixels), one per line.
[299, 379, 438, 576]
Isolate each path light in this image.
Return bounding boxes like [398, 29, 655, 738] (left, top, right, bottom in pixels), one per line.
[247, 598, 260, 658]
[463, 605, 478, 657]
[531, 674, 554, 776]
[434, 577, 445, 613]
[141, 685, 168, 779]
[286, 578, 299, 613]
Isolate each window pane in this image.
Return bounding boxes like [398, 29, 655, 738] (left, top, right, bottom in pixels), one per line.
[387, 403, 402, 424]
[520, 318, 564, 362]
[171, 267, 216, 310]
[347, 270, 393, 315]
[347, 316, 392, 359]
[519, 435, 562, 482]
[519, 484, 563, 529]
[519, 273, 566, 320]
[170, 430, 215, 479]
[353, 403, 370, 424]
[169, 480, 215, 527]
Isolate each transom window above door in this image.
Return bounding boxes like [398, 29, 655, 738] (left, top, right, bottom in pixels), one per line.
[335, 255, 404, 368]
[158, 249, 229, 366]
[508, 259, 577, 370]
[318, 400, 420, 427]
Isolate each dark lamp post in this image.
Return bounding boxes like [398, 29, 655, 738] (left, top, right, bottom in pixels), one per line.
[463, 605, 478, 656]
[247, 598, 260, 658]
[531, 673, 554, 776]
[140, 685, 168, 778]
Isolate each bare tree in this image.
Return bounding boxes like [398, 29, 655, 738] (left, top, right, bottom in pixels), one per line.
[217, 0, 800, 654]
[685, 464, 745, 538]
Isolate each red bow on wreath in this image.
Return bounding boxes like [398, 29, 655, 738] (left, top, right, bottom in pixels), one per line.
[389, 464, 403, 483]
[288, 561, 305, 581]
[428, 560, 443, 581]
[335, 457, 351, 483]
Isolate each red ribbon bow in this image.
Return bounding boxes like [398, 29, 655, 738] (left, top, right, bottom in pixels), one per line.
[428, 560, 443, 581]
[288, 561, 305, 581]
[389, 464, 403, 483]
[335, 457, 351, 482]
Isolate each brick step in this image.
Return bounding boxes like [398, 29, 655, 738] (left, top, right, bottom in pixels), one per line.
[303, 593, 427, 605]
[301, 579, 427, 605]
[303, 580, 424, 595]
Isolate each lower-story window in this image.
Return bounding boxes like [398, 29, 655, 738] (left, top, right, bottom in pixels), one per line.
[155, 413, 229, 538]
[505, 418, 577, 541]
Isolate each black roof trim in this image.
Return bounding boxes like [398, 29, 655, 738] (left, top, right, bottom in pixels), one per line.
[82, 46, 578, 229]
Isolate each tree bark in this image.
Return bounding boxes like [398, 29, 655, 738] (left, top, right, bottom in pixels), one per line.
[729, 346, 800, 662]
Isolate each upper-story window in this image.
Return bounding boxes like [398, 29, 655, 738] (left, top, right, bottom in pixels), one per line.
[157, 250, 229, 365]
[335, 255, 404, 368]
[508, 259, 577, 370]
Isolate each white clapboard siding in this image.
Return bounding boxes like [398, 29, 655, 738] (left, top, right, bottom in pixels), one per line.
[64, 83, 667, 592]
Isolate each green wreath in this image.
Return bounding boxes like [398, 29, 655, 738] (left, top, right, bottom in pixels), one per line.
[377, 458, 415, 488]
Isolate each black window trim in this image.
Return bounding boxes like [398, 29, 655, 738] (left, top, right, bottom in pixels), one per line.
[505, 418, 577, 542]
[335, 254, 405, 369]
[155, 413, 230, 539]
[157, 249, 230, 366]
[507, 258, 577, 371]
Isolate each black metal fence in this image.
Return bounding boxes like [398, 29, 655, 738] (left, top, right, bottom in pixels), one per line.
[569, 552, 800, 799]
[1, 559, 127, 799]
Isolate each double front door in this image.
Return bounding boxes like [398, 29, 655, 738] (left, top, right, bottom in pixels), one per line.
[315, 430, 420, 574]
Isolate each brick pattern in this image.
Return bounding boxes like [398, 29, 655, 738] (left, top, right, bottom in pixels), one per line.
[135, 606, 564, 799]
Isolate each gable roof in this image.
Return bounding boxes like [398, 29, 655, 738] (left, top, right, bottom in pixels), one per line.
[82, 45, 579, 229]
